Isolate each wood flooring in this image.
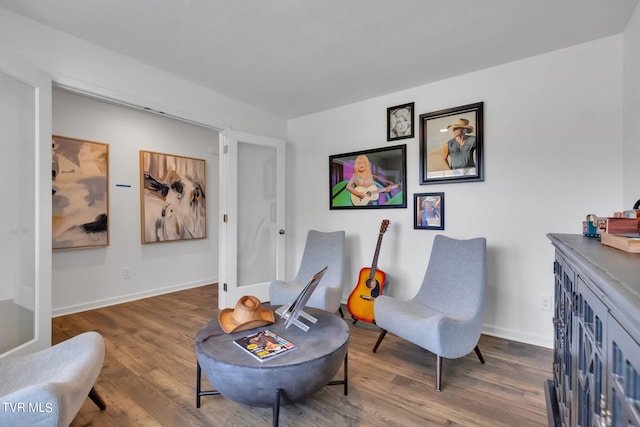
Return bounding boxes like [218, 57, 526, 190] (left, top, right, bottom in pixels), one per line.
[52, 284, 553, 426]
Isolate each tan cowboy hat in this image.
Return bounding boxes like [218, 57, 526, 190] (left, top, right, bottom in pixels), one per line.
[218, 295, 275, 334]
[447, 118, 474, 132]
[422, 196, 436, 206]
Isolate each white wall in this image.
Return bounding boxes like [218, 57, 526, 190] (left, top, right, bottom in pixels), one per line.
[624, 2, 640, 208]
[0, 7, 286, 139]
[287, 36, 624, 348]
[52, 88, 219, 315]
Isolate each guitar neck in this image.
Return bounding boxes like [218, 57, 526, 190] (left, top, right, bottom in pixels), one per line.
[368, 232, 385, 278]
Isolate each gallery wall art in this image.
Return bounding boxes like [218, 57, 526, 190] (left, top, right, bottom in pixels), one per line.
[329, 145, 406, 209]
[387, 102, 414, 141]
[52, 135, 109, 249]
[419, 102, 484, 184]
[414, 192, 444, 230]
[140, 150, 206, 243]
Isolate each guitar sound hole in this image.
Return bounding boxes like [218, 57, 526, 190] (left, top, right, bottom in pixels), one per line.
[366, 279, 378, 289]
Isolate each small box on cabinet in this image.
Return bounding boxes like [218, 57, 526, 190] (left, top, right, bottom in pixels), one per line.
[605, 217, 638, 234]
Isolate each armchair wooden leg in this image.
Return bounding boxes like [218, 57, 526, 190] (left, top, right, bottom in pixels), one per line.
[474, 345, 485, 364]
[436, 355, 442, 392]
[88, 386, 107, 410]
[372, 329, 388, 353]
[434, 347, 482, 392]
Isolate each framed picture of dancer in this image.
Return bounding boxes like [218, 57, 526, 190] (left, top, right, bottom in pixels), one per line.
[419, 102, 483, 184]
[329, 145, 406, 210]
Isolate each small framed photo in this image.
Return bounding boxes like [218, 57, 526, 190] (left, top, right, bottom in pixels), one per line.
[329, 144, 406, 210]
[414, 192, 444, 230]
[419, 102, 483, 184]
[387, 102, 414, 141]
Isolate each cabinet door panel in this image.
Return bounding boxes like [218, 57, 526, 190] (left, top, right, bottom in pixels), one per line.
[553, 253, 576, 426]
[576, 276, 608, 427]
[608, 317, 640, 427]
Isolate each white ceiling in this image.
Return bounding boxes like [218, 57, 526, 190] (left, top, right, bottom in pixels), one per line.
[1, 0, 638, 119]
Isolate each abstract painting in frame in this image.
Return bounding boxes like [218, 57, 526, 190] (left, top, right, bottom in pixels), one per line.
[419, 102, 483, 184]
[414, 192, 444, 230]
[140, 150, 206, 244]
[329, 144, 406, 209]
[52, 135, 109, 249]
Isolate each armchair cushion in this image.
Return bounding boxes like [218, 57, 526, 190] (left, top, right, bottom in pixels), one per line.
[375, 296, 481, 358]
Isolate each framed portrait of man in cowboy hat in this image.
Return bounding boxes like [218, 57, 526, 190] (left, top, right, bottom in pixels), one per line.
[418, 102, 484, 184]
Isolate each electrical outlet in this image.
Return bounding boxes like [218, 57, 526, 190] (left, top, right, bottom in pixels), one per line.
[123, 267, 132, 279]
[538, 294, 552, 311]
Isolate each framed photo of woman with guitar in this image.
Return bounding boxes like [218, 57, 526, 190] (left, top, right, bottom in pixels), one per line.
[329, 145, 406, 210]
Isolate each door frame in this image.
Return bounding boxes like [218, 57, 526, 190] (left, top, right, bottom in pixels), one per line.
[218, 129, 286, 309]
[0, 57, 52, 357]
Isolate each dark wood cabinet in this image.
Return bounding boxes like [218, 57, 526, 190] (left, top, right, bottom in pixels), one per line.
[547, 234, 640, 427]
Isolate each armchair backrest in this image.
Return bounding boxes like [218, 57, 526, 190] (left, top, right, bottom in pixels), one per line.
[416, 235, 487, 319]
[294, 230, 345, 290]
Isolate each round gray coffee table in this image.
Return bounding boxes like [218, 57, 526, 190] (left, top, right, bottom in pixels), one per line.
[195, 306, 349, 426]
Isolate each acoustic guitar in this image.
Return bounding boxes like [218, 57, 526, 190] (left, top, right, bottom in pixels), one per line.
[347, 219, 390, 323]
[350, 185, 398, 206]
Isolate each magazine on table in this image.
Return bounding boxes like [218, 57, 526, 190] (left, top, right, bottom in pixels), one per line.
[233, 329, 297, 363]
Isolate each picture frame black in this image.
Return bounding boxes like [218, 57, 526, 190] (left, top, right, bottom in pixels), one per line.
[419, 102, 483, 184]
[387, 102, 414, 141]
[329, 144, 406, 210]
[414, 192, 444, 230]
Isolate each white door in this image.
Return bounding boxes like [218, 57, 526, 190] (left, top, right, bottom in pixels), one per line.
[218, 130, 286, 309]
[0, 59, 52, 357]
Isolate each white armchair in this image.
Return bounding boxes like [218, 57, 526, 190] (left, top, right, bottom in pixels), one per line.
[372, 235, 487, 391]
[0, 331, 106, 426]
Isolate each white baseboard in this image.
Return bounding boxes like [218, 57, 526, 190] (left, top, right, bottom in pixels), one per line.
[52, 278, 218, 317]
[482, 323, 553, 349]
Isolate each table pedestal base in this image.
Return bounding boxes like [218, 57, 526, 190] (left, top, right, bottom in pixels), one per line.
[196, 352, 348, 427]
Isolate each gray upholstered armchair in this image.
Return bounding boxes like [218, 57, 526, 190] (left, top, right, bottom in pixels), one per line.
[269, 230, 345, 315]
[372, 234, 487, 391]
[0, 331, 106, 426]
